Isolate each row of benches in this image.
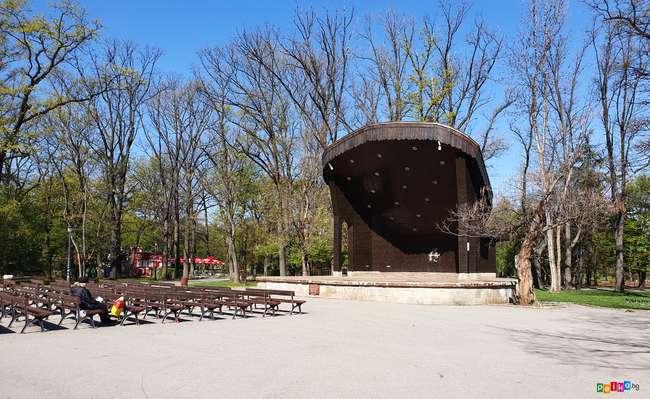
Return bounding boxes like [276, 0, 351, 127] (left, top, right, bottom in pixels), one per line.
[1, 280, 305, 333]
[0, 291, 103, 333]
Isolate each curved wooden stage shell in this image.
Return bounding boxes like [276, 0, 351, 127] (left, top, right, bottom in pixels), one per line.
[259, 122, 517, 305]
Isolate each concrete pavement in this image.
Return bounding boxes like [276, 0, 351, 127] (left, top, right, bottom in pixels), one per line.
[0, 297, 648, 398]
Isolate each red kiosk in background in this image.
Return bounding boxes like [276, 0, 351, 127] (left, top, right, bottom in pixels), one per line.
[133, 249, 225, 277]
[133, 251, 163, 277]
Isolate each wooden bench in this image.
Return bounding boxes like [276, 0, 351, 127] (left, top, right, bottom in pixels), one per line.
[140, 292, 185, 323]
[241, 290, 281, 317]
[99, 279, 120, 289]
[178, 290, 228, 321]
[100, 292, 145, 326]
[2, 279, 15, 291]
[15, 287, 49, 310]
[191, 287, 252, 319]
[1, 291, 15, 319]
[30, 279, 46, 289]
[48, 285, 70, 296]
[1, 292, 54, 333]
[20, 282, 39, 291]
[149, 282, 176, 288]
[248, 288, 305, 314]
[48, 293, 103, 329]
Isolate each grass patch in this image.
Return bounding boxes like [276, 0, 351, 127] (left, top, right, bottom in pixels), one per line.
[189, 281, 257, 288]
[535, 289, 650, 310]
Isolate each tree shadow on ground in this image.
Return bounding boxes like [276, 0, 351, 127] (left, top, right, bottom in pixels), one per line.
[490, 310, 650, 371]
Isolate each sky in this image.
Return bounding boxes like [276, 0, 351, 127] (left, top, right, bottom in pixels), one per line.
[32, 0, 596, 194]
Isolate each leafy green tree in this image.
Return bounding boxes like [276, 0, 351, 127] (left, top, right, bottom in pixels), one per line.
[0, 0, 102, 183]
[404, 22, 454, 123]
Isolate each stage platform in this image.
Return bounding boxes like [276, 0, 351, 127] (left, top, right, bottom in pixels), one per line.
[256, 273, 518, 306]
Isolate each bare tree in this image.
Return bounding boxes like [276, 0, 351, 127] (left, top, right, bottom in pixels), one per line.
[357, 8, 416, 122]
[195, 63, 255, 284]
[83, 39, 162, 278]
[46, 104, 100, 277]
[432, 0, 504, 132]
[506, 0, 578, 301]
[590, 19, 650, 292]
[200, 28, 298, 277]
[585, 0, 650, 77]
[282, 5, 357, 149]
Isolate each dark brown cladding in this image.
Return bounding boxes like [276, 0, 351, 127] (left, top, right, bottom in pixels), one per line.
[323, 122, 495, 274]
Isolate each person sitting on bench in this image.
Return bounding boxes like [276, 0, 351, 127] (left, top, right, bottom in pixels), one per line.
[71, 276, 114, 326]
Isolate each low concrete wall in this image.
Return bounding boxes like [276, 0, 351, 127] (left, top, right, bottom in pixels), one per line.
[257, 279, 517, 306]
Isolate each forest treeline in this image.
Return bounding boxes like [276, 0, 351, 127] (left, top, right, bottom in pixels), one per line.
[1, 0, 649, 303]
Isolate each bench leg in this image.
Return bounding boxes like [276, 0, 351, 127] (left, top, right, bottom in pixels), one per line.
[8, 308, 18, 328]
[58, 309, 67, 325]
[20, 314, 29, 334]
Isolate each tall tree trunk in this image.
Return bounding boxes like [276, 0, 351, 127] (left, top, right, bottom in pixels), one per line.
[556, 225, 562, 288]
[162, 217, 169, 279]
[264, 255, 269, 277]
[174, 203, 181, 278]
[514, 202, 546, 306]
[277, 209, 287, 276]
[533, 239, 545, 289]
[227, 229, 240, 284]
[190, 216, 196, 277]
[563, 223, 573, 290]
[639, 271, 647, 288]
[614, 209, 625, 292]
[183, 219, 190, 279]
[301, 250, 309, 276]
[109, 200, 122, 279]
[547, 212, 560, 292]
[43, 192, 52, 279]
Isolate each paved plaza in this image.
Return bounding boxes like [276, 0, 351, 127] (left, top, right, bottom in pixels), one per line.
[1, 296, 648, 398]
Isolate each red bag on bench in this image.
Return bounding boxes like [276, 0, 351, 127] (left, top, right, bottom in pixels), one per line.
[111, 297, 124, 317]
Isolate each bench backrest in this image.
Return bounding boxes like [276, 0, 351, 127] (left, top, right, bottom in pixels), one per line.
[144, 292, 180, 304]
[20, 282, 40, 291]
[0, 291, 17, 301]
[49, 286, 70, 295]
[150, 282, 176, 288]
[48, 293, 82, 311]
[2, 280, 16, 291]
[30, 279, 46, 288]
[248, 288, 295, 297]
[89, 288, 113, 300]
[99, 279, 119, 288]
[8, 295, 30, 312]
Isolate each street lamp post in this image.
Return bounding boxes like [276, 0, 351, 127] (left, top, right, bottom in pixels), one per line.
[66, 225, 72, 282]
[153, 242, 158, 281]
